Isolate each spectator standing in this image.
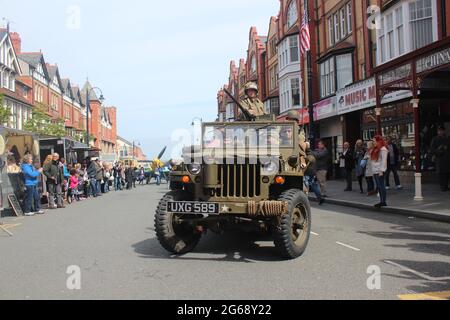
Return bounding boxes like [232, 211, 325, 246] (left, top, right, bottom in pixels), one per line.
[371, 135, 389, 208]
[304, 143, 324, 205]
[21, 154, 44, 216]
[385, 136, 402, 190]
[313, 140, 330, 198]
[340, 142, 354, 192]
[364, 141, 377, 196]
[430, 126, 450, 192]
[354, 140, 366, 194]
[87, 157, 100, 197]
[43, 153, 65, 209]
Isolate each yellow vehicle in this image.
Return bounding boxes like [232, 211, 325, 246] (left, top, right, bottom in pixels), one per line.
[121, 158, 138, 168]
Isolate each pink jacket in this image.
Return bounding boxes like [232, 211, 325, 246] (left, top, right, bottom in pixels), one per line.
[69, 175, 79, 189]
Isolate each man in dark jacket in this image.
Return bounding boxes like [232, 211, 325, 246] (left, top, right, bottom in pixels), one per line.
[305, 144, 324, 205]
[340, 142, 354, 191]
[430, 126, 450, 191]
[43, 153, 65, 209]
[87, 157, 100, 197]
[385, 136, 402, 190]
[313, 140, 330, 197]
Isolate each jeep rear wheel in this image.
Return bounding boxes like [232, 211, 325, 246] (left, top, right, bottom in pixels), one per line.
[155, 190, 201, 255]
[274, 189, 311, 260]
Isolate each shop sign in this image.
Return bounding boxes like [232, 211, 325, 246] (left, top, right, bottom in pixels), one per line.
[416, 46, 450, 74]
[313, 96, 337, 121]
[379, 63, 411, 86]
[337, 78, 412, 115]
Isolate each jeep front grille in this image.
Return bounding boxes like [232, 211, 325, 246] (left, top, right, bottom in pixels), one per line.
[217, 164, 261, 198]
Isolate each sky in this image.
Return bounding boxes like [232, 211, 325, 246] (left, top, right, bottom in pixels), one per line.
[1, 0, 280, 159]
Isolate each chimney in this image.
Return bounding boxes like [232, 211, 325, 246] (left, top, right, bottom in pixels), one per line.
[10, 32, 21, 54]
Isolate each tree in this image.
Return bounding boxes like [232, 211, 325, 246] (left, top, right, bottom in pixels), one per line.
[0, 94, 12, 125]
[23, 103, 66, 137]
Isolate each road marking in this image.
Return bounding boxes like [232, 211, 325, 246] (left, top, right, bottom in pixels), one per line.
[310, 232, 319, 236]
[1, 223, 21, 230]
[398, 291, 450, 300]
[385, 260, 450, 281]
[336, 242, 361, 251]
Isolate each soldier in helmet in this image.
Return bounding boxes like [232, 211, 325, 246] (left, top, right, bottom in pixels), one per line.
[237, 82, 267, 120]
[286, 110, 308, 170]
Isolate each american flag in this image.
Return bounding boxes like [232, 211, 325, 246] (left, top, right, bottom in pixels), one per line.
[300, 5, 311, 55]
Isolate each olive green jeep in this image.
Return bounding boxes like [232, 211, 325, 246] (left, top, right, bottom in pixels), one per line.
[155, 117, 311, 260]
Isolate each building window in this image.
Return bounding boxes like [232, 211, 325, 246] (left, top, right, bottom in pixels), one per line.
[280, 76, 301, 113]
[336, 54, 353, 90]
[270, 37, 277, 57]
[328, 16, 334, 47]
[289, 36, 299, 63]
[269, 64, 278, 91]
[250, 55, 256, 73]
[346, 3, 352, 33]
[287, 0, 298, 29]
[396, 7, 405, 55]
[409, 0, 433, 50]
[290, 78, 300, 107]
[379, 17, 386, 63]
[386, 13, 395, 60]
[340, 7, 347, 39]
[377, 0, 436, 65]
[278, 35, 300, 70]
[320, 58, 335, 98]
[333, 13, 340, 43]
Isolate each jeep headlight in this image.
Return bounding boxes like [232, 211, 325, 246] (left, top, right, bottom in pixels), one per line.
[187, 163, 202, 175]
[262, 161, 279, 175]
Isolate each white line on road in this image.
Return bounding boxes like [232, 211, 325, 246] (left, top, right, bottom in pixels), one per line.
[336, 242, 361, 252]
[311, 232, 319, 236]
[384, 260, 450, 281]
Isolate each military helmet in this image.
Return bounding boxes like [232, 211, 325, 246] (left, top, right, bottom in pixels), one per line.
[244, 82, 259, 94]
[286, 110, 301, 121]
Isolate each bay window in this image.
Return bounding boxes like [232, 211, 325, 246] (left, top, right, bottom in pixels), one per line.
[377, 0, 437, 65]
[279, 76, 302, 114]
[289, 36, 299, 63]
[320, 53, 353, 98]
[320, 58, 335, 98]
[336, 54, 353, 90]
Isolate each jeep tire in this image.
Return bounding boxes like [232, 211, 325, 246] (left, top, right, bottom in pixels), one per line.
[273, 189, 311, 259]
[155, 190, 201, 255]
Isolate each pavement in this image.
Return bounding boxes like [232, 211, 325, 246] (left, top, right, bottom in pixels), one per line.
[0, 184, 449, 300]
[309, 180, 450, 223]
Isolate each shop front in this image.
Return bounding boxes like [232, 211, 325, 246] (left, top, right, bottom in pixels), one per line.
[313, 96, 341, 179]
[373, 38, 450, 199]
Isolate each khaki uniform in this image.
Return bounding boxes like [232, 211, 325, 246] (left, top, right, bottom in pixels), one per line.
[238, 97, 266, 120]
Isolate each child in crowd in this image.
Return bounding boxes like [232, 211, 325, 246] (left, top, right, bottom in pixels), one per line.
[68, 168, 80, 202]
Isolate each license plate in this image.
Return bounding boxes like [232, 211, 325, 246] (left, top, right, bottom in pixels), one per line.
[167, 201, 220, 215]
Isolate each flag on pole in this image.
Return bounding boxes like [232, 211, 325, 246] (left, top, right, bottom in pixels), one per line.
[300, 5, 311, 55]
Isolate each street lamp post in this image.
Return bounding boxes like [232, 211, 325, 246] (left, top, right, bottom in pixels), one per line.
[85, 87, 105, 147]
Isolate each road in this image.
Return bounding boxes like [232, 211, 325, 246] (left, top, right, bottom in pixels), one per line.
[1, 184, 449, 300]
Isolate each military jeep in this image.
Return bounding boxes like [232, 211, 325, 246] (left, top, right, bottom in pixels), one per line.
[155, 117, 311, 260]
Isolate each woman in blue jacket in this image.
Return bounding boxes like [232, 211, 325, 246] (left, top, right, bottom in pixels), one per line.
[21, 154, 44, 216]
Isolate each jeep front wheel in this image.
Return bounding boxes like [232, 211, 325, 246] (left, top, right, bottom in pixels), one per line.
[274, 189, 311, 259]
[155, 190, 201, 255]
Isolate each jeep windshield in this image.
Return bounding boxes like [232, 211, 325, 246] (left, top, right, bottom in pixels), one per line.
[202, 123, 294, 149]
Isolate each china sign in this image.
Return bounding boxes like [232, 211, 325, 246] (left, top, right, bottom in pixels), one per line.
[416, 46, 450, 74]
[337, 78, 411, 115]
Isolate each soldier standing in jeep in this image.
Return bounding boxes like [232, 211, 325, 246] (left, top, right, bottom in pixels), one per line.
[237, 82, 267, 120]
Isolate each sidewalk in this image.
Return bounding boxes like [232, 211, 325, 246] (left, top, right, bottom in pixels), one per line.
[309, 180, 450, 223]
